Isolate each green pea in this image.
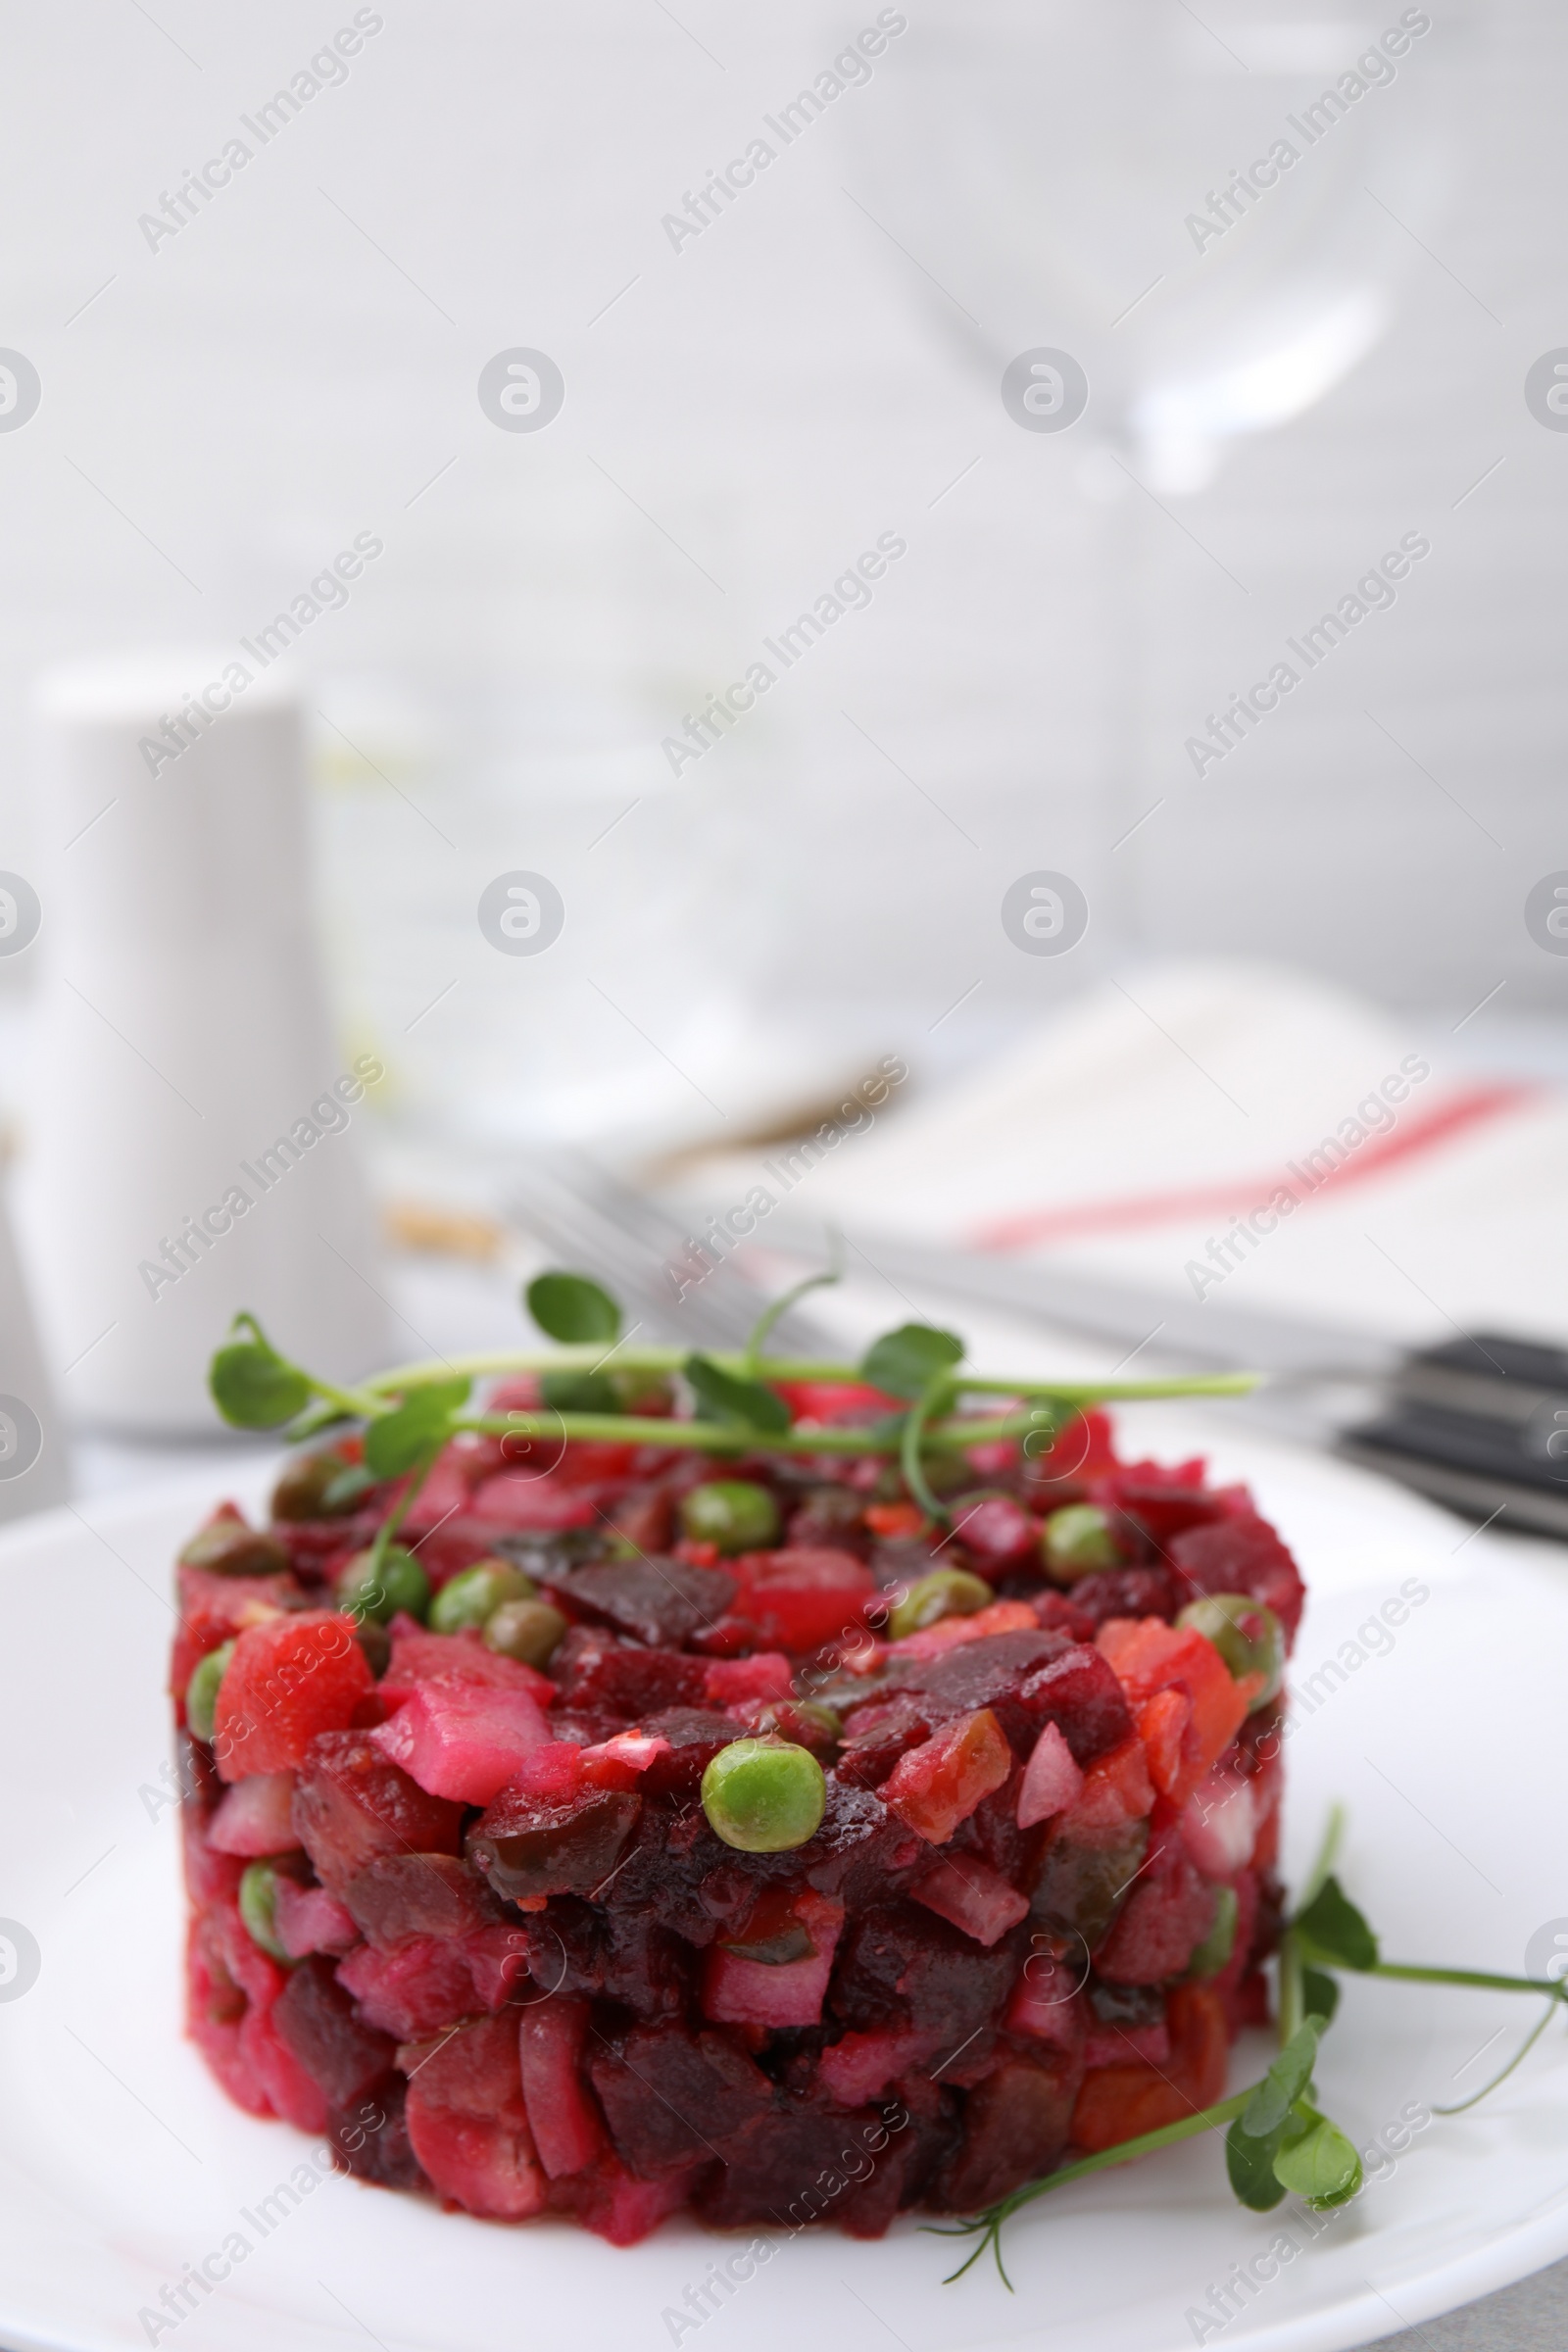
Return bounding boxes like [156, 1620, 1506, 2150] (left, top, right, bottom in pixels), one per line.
[178, 1520, 290, 1578]
[336, 1544, 430, 1627]
[238, 1861, 293, 1963]
[429, 1559, 537, 1633]
[1041, 1502, 1119, 1583]
[270, 1450, 368, 1523]
[484, 1596, 568, 1667]
[887, 1567, 995, 1640]
[1188, 1883, 1239, 1979]
[1177, 1593, 1285, 1709]
[872, 1452, 970, 1503]
[185, 1639, 236, 1742]
[679, 1480, 781, 1555]
[701, 1738, 826, 1853]
[748, 1699, 842, 1756]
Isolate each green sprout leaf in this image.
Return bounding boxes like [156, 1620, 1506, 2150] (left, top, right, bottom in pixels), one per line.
[1225, 2112, 1291, 2210]
[364, 1378, 470, 1478]
[209, 1314, 311, 1429]
[683, 1353, 791, 1435]
[1300, 1965, 1341, 2027]
[524, 1270, 622, 1346]
[320, 1464, 377, 1512]
[1294, 1876, 1380, 1972]
[1272, 2115, 1362, 2207]
[1241, 2016, 1324, 2139]
[859, 1322, 964, 1401]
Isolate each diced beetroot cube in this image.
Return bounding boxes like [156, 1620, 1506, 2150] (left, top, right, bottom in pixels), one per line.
[835, 1693, 934, 1789]
[886, 1600, 1041, 1663]
[214, 1611, 373, 1782]
[933, 2053, 1081, 2211]
[832, 1900, 1020, 2049]
[381, 1625, 555, 1708]
[186, 1906, 278, 2115]
[1169, 1507, 1305, 1642]
[1018, 1642, 1134, 1766]
[469, 1784, 642, 1902]
[1016, 1404, 1117, 1494]
[328, 2075, 428, 2192]
[341, 1851, 502, 1948]
[1004, 1954, 1090, 2054]
[171, 1562, 304, 1711]
[1016, 1721, 1085, 1828]
[272, 1955, 397, 2109]
[1095, 1837, 1217, 1984]
[464, 1922, 533, 2009]
[1097, 1617, 1249, 1806]
[772, 1379, 896, 1424]
[703, 1889, 845, 2028]
[816, 2025, 935, 2105]
[370, 1680, 552, 1803]
[553, 1634, 708, 1718]
[634, 1709, 741, 1799]
[704, 1653, 793, 1706]
[181, 1808, 245, 1908]
[726, 1546, 877, 1653]
[469, 1473, 600, 1530]
[1083, 2017, 1171, 2068]
[518, 1995, 606, 2178]
[1068, 1566, 1183, 1627]
[272, 1880, 358, 1959]
[240, 2001, 329, 2132]
[395, 1456, 473, 1534]
[337, 1936, 484, 2040]
[1033, 1591, 1097, 1642]
[504, 1740, 585, 1802]
[546, 1558, 736, 1648]
[207, 1770, 300, 1856]
[881, 1708, 1013, 1845]
[404, 2014, 547, 2220]
[589, 2023, 773, 2175]
[293, 1731, 465, 1895]
[570, 2153, 696, 2245]
[577, 1730, 673, 1792]
[911, 1855, 1028, 1947]
[1072, 1982, 1229, 2151]
[948, 1492, 1041, 1570]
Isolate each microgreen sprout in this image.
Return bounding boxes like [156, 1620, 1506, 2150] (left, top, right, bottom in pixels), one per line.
[935, 1804, 1568, 2286]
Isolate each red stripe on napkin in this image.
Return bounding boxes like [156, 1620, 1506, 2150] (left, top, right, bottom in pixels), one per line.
[971, 1082, 1539, 1253]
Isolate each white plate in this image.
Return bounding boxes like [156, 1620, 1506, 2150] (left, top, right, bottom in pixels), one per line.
[2, 1445, 1567, 2352]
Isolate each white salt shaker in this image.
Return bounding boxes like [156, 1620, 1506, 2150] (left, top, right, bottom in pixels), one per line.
[21, 655, 390, 1434]
[0, 1169, 69, 1522]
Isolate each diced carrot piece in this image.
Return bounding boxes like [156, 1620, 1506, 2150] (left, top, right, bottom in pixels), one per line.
[1071, 1984, 1230, 2151]
[881, 1707, 1013, 1844]
[1137, 1688, 1193, 1798]
[1097, 1617, 1249, 1806]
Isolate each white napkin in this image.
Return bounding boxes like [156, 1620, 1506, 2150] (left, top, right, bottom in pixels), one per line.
[678, 960, 1568, 1348]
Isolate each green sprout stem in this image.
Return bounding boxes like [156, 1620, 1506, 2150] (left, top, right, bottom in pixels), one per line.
[935, 2089, 1255, 2285]
[1433, 1998, 1560, 2116]
[368, 1447, 437, 1575]
[364, 1348, 1255, 1406]
[1371, 1963, 1568, 1999]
